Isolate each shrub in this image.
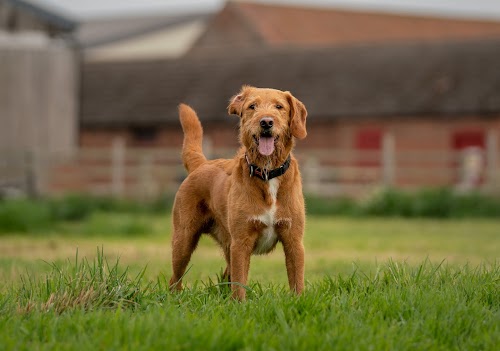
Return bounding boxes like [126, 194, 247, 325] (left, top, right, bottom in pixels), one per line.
[306, 188, 500, 218]
[305, 196, 357, 216]
[360, 189, 414, 217]
[48, 193, 174, 222]
[0, 199, 53, 233]
[450, 192, 500, 218]
[0, 194, 172, 234]
[49, 194, 104, 221]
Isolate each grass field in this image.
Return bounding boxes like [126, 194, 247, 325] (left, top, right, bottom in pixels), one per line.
[0, 215, 499, 350]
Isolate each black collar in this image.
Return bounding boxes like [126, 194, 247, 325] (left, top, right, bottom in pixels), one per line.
[245, 154, 291, 181]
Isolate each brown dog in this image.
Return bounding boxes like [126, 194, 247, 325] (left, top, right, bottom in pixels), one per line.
[169, 85, 307, 300]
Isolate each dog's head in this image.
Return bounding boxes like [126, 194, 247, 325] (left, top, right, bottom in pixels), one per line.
[228, 86, 307, 166]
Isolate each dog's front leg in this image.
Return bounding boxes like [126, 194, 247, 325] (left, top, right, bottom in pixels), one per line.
[229, 235, 256, 300]
[281, 232, 305, 295]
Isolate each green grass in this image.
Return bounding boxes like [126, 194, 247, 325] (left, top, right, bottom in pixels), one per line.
[0, 215, 499, 350]
[1, 255, 498, 350]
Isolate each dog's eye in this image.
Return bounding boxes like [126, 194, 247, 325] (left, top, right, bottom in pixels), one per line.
[276, 104, 283, 110]
[248, 104, 256, 110]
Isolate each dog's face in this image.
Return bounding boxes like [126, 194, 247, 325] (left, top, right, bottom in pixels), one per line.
[228, 86, 307, 162]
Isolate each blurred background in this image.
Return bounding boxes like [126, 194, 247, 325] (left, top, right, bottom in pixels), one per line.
[1, 0, 500, 201]
[1, 0, 500, 299]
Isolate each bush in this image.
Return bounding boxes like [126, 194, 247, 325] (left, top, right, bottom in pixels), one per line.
[360, 189, 414, 217]
[448, 192, 500, 218]
[306, 188, 500, 218]
[48, 194, 174, 222]
[305, 196, 357, 216]
[49, 194, 106, 221]
[0, 194, 174, 234]
[0, 199, 53, 233]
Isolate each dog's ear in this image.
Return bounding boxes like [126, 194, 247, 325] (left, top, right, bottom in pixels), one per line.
[286, 92, 308, 139]
[228, 86, 251, 117]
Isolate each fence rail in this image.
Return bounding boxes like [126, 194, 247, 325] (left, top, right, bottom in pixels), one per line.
[2, 136, 499, 199]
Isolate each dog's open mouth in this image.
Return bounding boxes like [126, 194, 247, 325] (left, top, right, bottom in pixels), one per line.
[253, 134, 277, 156]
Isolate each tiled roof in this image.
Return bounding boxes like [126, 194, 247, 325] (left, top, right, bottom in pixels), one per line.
[81, 38, 500, 126]
[190, 1, 500, 55]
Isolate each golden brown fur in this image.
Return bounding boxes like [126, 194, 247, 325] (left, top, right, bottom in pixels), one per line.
[169, 86, 308, 300]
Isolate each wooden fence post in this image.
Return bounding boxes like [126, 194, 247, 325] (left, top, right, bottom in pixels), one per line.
[111, 137, 125, 197]
[24, 151, 38, 197]
[203, 137, 214, 159]
[486, 130, 498, 191]
[139, 153, 155, 200]
[382, 132, 395, 187]
[303, 156, 320, 195]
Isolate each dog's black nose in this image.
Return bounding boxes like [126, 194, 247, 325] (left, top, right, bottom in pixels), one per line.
[260, 117, 274, 130]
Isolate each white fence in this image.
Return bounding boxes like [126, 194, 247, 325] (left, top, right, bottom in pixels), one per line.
[1, 133, 499, 199]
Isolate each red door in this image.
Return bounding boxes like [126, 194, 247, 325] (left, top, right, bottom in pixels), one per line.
[452, 130, 485, 186]
[355, 128, 382, 166]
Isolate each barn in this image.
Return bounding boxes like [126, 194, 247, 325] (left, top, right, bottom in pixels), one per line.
[2, 1, 500, 197]
[79, 38, 500, 196]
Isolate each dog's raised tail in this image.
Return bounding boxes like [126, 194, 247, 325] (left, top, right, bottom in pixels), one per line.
[178, 104, 207, 174]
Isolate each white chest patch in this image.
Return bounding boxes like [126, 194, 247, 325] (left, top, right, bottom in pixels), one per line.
[252, 178, 279, 255]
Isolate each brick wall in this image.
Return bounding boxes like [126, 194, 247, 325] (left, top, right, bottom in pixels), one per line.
[50, 115, 500, 197]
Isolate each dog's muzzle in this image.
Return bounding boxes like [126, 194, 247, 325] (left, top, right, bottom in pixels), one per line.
[256, 117, 275, 156]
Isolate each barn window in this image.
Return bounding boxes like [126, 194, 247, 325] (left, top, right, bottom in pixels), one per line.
[452, 130, 485, 150]
[130, 126, 158, 145]
[356, 129, 382, 150]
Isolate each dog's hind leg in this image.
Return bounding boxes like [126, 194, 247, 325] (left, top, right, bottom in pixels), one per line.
[169, 200, 206, 291]
[169, 227, 201, 291]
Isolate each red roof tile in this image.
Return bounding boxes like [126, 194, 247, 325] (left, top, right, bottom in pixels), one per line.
[191, 1, 500, 55]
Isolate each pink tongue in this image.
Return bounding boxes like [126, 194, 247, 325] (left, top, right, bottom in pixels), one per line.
[258, 136, 275, 156]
